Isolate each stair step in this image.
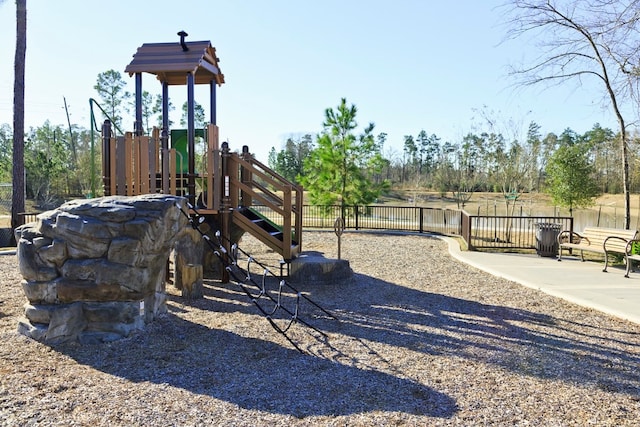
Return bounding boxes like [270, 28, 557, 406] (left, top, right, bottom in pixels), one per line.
[235, 207, 299, 258]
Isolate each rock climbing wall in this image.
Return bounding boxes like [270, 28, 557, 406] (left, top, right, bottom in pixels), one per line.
[14, 194, 189, 344]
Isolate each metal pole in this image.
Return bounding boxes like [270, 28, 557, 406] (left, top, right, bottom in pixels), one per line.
[210, 80, 217, 125]
[135, 72, 143, 136]
[89, 99, 96, 197]
[334, 217, 345, 259]
[355, 206, 359, 230]
[187, 72, 195, 204]
[101, 120, 112, 196]
[162, 81, 169, 193]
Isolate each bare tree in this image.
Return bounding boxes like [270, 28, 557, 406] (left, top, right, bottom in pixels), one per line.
[504, 0, 640, 229]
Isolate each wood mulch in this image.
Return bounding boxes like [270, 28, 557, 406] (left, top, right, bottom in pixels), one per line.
[0, 231, 639, 426]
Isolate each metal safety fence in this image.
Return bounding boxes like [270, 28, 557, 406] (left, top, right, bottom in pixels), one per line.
[253, 204, 574, 252]
[252, 205, 463, 235]
[461, 213, 573, 251]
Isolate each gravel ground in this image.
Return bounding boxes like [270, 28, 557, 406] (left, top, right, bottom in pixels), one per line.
[1, 231, 639, 426]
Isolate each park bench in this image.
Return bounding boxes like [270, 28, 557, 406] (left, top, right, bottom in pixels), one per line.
[624, 238, 640, 278]
[557, 226, 638, 272]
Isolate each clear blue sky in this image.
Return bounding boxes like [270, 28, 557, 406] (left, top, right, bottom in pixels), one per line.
[0, 0, 620, 163]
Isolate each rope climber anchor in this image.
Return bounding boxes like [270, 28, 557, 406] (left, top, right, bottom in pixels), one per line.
[175, 202, 336, 352]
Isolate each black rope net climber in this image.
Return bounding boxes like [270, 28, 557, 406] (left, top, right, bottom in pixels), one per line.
[176, 202, 336, 353]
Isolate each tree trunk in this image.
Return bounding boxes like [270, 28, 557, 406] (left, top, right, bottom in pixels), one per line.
[10, 0, 27, 244]
[621, 129, 631, 230]
[612, 87, 630, 229]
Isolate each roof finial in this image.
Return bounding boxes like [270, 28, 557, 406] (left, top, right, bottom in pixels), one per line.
[178, 31, 189, 51]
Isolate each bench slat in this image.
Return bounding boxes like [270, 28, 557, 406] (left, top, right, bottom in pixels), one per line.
[558, 227, 638, 273]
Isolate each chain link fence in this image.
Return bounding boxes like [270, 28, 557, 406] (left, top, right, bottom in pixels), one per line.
[0, 183, 12, 246]
[0, 183, 11, 213]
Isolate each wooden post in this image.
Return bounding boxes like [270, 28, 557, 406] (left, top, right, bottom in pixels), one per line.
[115, 136, 126, 195]
[138, 136, 150, 194]
[110, 136, 117, 196]
[220, 141, 232, 283]
[206, 124, 219, 210]
[124, 133, 134, 196]
[181, 264, 203, 299]
[172, 227, 204, 297]
[283, 186, 292, 259]
[295, 185, 303, 253]
[169, 149, 177, 196]
[150, 127, 159, 193]
[240, 145, 252, 207]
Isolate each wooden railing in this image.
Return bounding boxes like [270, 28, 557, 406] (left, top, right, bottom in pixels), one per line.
[227, 146, 303, 260]
[102, 123, 221, 212]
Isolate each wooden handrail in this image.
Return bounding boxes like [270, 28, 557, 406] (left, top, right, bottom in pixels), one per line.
[242, 155, 295, 188]
[233, 155, 289, 192]
[233, 180, 286, 216]
[226, 148, 303, 258]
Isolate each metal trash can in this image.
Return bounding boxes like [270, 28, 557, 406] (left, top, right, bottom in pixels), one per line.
[535, 223, 561, 257]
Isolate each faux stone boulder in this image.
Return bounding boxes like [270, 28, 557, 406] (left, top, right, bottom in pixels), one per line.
[14, 194, 189, 344]
[289, 252, 353, 285]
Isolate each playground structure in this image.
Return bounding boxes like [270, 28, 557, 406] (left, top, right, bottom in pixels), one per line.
[13, 33, 335, 349]
[100, 33, 303, 262]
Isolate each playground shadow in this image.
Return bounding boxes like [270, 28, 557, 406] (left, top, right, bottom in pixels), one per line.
[53, 267, 640, 418]
[306, 272, 640, 397]
[56, 309, 457, 418]
[195, 271, 640, 399]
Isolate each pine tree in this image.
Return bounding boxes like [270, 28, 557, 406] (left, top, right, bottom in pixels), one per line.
[93, 70, 131, 129]
[300, 98, 388, 213]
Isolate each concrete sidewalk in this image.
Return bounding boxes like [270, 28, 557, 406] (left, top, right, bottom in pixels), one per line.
[442, 237, 640, 325]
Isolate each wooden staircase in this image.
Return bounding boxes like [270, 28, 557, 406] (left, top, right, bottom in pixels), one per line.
[233, 207, 300, 259]
[227, 149, 303, 261]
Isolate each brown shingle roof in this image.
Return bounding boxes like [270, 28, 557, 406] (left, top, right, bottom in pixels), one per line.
[125, 40, 225, 86]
